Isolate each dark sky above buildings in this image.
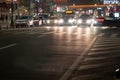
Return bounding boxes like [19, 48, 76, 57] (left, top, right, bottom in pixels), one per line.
[68, 0, 95, 5]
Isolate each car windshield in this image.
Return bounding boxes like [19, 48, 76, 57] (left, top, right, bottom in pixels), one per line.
[80, 14, 91, 19]
[63, 15, 74, 18]
[33, 17, 39, 20]
[48, 16, 59, 19]
[17, 16, 32, 19]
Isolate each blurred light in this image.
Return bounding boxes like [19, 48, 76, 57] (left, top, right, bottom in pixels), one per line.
[114, 13, 119, 17]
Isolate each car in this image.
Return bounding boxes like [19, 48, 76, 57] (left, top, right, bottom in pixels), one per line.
[15, 15, 34, 27]
[102, 17, 120, 27]
[76, 14, 94, 27]
[93, 16, 105, 26]
[33, 16, 42, 26]
[62, 15, 76, 26]
[46, 16, 64, 26]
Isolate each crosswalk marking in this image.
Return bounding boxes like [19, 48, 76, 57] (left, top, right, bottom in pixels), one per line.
[91, 46, 119, 51]
[93, 43, 120, 47]
[88, 50, 120, 55]
[79, 62, 111, 70]
[70, 37, 120, 80]
[87, 53, 120, 59]
[97, 33, 104, 37]
[0, 44, 16, 50]
[110, 33, 118, 37]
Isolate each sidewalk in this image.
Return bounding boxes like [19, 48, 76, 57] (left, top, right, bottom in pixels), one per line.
[0, 20, 10, 30]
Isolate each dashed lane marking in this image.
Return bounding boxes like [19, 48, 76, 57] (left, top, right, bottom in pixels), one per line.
[42, 32, 54, 35]
[37, 35, 46, 38]
[97, 33, 104, 37]
[0, 44, 17, 50]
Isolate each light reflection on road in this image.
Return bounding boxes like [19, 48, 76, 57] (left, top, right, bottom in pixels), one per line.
[51, 26, 97, 44]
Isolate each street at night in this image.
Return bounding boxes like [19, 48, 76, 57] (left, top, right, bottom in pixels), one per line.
[0, 26, 120, 80]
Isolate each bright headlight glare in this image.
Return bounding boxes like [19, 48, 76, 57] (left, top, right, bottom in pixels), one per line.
[29, 20, 33, 25]
[73, 19, 76, 21]
[91, 19, 94, 22]
[77, 19, 82, 23]
[94, 21, 97, 24]
[54, 20, 58, 23]
[68, 19, 73, 23]
[47, 20, 50, 23]
[86, 19, 91, 24]
[59, 19, 64, 23]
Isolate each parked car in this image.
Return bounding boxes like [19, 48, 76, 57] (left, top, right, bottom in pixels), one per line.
[102, 17, 120, 27]
[33, 16, 42, 26]
[15, 15, 34, 27]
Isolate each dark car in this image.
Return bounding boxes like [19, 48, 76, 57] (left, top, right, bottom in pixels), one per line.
[102, 17, 120, 27]
[62, 15, 76, 26]
[46, 16, 63, 26]
[77, 14, 94, 27]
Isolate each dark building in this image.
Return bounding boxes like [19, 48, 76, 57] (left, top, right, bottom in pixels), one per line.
[68, 0, 96, 5]
[52, 0, 99, 6]
[53, 0, 68, 5]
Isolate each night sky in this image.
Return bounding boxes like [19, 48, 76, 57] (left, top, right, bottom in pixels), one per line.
[68, 0, 95, 5]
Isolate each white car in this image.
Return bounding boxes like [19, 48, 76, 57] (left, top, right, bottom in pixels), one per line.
[15, 15, 34, 27]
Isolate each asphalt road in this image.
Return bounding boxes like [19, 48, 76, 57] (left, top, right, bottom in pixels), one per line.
[0, 26, 120, 80]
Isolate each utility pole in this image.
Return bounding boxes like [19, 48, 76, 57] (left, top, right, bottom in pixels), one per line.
[10, 0, 14, 27]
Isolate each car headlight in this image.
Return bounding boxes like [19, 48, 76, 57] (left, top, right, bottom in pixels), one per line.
[94, 21, 97, 24]
[77, 19, 82, 24]
[68, 19, 73, 23]
[47, 20, 50, 23]
[59, 19, 64, 23]
[29, 20, 33, 25]
[54, 20, 58, 23]
[86, 19, 92, 24]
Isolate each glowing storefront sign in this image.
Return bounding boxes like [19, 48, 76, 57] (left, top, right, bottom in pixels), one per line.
[65, 10, 73, 14]
[104, 0, 120, 4]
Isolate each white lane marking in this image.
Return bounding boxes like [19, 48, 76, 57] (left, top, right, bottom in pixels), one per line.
[110, 33, 117, 37]
[37, 35, 46, 38]
[78, 62, 110, 70]
[42, 32, 54, 35]
[0, 44, 16, 50]
[54, 32, 66, 35]
[37, 32, 54, 38]
[59, 35, 98, 80]
[97, 33, 104, 37]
